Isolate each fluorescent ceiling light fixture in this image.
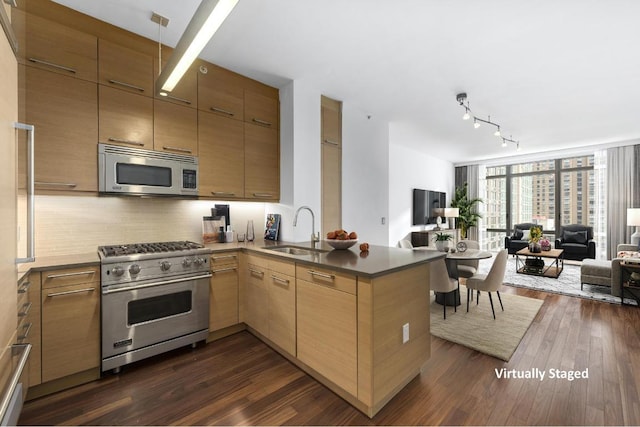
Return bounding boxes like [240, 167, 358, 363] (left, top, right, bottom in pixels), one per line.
[156, 0, 239, 95]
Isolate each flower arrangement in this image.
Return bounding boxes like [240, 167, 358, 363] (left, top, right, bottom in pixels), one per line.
[539, 237, 551, 251]
[529, 226, 543, 243]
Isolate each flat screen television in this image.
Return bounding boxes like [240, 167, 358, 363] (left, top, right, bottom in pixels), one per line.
[412, 188, 446, 225]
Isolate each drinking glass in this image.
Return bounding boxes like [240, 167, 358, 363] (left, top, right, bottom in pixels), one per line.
[247, 220, 255, 242]
[237, 233, 245, 242]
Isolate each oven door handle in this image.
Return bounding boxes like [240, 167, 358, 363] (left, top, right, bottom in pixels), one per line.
[102, 273, 212, 295]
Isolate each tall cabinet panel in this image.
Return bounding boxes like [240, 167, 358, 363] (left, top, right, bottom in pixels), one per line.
[23, 66, 98, 192]
[244, 123, 279, 200]
[0, 0, 18, 357]
[321, 96, 342, 235]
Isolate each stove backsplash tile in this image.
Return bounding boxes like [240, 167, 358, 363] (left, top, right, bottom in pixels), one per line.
[34, 196, 266, 256]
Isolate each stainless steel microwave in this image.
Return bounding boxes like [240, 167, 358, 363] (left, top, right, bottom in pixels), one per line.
[98, 143, 198, 196]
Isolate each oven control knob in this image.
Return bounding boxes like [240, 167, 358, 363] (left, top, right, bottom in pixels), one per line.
[161, 261, 172, 271]
[194, 257, 205, 266]
[182, 258, 193, 268]
[129, 264, 141, 275]
[111, 266, 125, 277]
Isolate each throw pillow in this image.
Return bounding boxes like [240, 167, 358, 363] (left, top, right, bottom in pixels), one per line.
[514, 228, 524, 240]
[563, 230, 588, 244]
[521, 230, 531, 241]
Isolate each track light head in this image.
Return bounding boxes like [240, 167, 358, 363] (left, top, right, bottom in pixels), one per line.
[462, 108, 470, 120]
[501, 139, 507, 148]
[494, 126, 501, 137]
[473, 118, 480, 129]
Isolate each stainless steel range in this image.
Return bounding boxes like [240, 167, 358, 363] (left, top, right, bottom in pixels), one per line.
[99, 241, 212, 373]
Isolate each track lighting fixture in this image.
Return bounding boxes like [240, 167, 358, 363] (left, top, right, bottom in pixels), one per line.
[456, 92, 519, 150]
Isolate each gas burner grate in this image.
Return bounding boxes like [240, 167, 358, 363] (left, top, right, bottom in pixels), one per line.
[99, 241, 204, 258]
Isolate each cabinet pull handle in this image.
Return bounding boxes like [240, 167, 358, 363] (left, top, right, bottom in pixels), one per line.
[18, 323, 32, 340]
[108, 79, 145, 92]
[212, 191, 236, 196]
[18, 302, 32, 317]
[252, 118, 272, 127]
[248, 268, 265, 276]
[35, 181, 77, 188]
[28, 57, 77, 74]
[15, 122, 35, 263]
[107, 137, 145, 146]
[210, 107, 235, 116]
[212, 254, 237, 261]
[212, 266, 237, 274]
[165, 94, 192, 105]
[46, 270, 95, 279]
[18, 281, 31, 294]
[162, 146, 192, 154]
[252, 193, 273, 198]
[309, 270, 335, 280]
[323, 139, 340, 146]
[47, 288, 95, 297]
[271, 275, 290, 285]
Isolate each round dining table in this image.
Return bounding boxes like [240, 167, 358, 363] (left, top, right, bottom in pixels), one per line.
[415, 247, 492, 306]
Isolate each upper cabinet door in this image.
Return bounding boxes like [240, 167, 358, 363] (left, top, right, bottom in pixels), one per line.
[197, 62, 244, 120]
[98, 39, 153, 96]
[244, 90, 279, 129]
[13, 10, 97, 82]
[153, 52, 197, 107]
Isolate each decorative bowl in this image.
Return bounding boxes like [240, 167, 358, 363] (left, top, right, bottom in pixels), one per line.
[325, 239, 358, 250]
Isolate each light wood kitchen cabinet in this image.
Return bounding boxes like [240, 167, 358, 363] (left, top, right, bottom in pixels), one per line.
[17, 272, 41, 387]
[153, 100, 198, 155]
[209, 252, 239, 331]
[22, 66, 98, 192]
[99, 85, 153, 149]
[40, 266, 100, 383]
[197, 62, 244, 120]
[267, 258, 296, 356]
[13, 10, 97, 82]
[198, 111, 244, 198]
[245, 90, 278, 129]
[296, 265, 357, 396]
[321, 96, 342, 234]
[244, 123, 279, 200]
[98, 38, 153, 95]
[244, 256, 269, 338]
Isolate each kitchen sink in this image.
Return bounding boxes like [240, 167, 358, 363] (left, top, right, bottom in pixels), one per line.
[264, 246, 328, 256]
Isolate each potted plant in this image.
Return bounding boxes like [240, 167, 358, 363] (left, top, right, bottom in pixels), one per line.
[450, 183, 483, 239]
[434, 232, 453, 252]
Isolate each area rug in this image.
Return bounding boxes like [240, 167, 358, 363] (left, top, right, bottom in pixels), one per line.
[430, 285, 543, 361]
[476, 256, 638, 306]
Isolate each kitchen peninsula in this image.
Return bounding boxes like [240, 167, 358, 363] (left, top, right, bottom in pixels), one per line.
[208, 241, 444, 417]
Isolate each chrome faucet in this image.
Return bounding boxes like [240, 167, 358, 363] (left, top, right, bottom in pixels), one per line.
[293, 206, 320, 243]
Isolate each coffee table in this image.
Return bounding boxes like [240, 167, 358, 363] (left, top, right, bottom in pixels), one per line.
[515, 247, 564, 278]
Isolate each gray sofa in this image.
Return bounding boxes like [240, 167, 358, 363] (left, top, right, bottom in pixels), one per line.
[581, 244, 638, 297]
[611, 244, 639, 298]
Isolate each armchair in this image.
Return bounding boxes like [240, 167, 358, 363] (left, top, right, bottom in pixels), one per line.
[555, 224, 596, 261]
[505, 223, 542, 255]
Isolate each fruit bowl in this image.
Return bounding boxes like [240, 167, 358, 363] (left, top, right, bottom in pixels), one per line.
[325, 239, 358, 250]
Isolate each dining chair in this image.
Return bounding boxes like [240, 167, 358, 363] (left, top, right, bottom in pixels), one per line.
[455, 240, 480, 279]
[430, 258, 459, 319]
[398, 239, 413, 249]
[465, 249, 508, 319]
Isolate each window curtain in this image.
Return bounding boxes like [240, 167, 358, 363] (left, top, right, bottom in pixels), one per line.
[606, 145, 638, 259]
[593, 150, 607, 259]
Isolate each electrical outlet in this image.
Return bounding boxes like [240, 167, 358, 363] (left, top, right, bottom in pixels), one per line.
[402, 323, 409, 344]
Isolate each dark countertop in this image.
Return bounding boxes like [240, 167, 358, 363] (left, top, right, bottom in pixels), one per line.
[205, 240, 446, 278]
[16, 240, 446, 281]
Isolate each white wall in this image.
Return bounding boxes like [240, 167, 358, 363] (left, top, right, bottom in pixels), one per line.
[342, 104, 389, 246]
[388, 143, 455, 246]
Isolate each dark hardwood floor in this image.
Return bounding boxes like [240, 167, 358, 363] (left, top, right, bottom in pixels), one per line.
[19, 286, 640, 426]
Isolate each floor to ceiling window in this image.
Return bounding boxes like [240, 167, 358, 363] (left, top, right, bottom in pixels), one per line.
[482, 155, 595, 251]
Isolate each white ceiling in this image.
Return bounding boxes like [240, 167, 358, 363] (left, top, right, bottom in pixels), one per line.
[53, 0, 640, 163]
